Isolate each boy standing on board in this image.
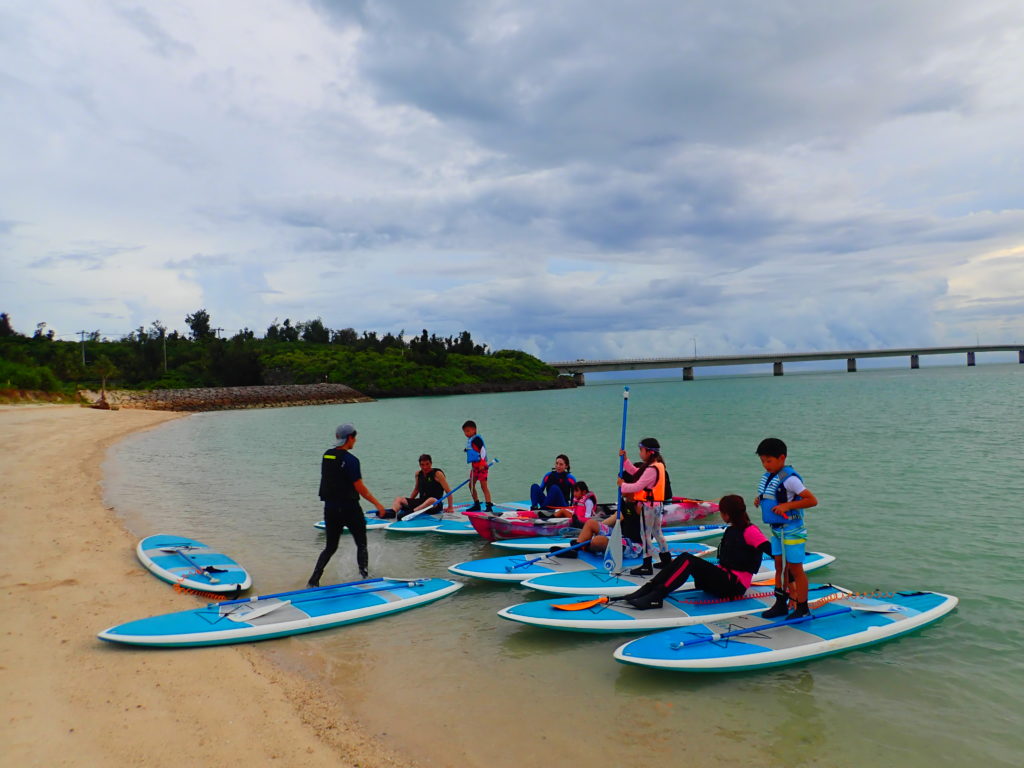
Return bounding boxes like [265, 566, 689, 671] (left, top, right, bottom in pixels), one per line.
[307, 423, 386, 587]
[754, 437, 818, 619]
[462, 420, 493, 513]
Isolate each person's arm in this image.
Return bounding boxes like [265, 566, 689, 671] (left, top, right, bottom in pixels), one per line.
[436, 470, 454, 512]
[354, 479, 386, 515]
[473, 437, 487, 462]
[774, 478, 817, 519]
[618, 466, 658, 494]
[744, 524, 773, 557]
[408, 472, 421, 499]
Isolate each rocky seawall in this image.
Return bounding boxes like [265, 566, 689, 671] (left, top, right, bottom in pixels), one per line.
[79, 383, 372, 411]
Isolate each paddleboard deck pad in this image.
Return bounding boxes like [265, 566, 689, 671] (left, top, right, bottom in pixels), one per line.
[136, 534, 252, 593]
[498, 583, 848, 633]
[613, 590, 957, 672]
[521, 552, 836, 596]
[315, 514, 390, 532]
[98, 577, 462, 648]
[448, 543, 715, 583]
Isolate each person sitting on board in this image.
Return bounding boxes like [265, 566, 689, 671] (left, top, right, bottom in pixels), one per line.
[462, 420, 493, 513]
[618, 438, 672, 575]
[547, 499, 643, 558]
[545, 481, 597, 526]
[754, 437, 819, 620]
[531, 454, 577, 514]
[307, 423, 386, 587]
[383, 454, 455, 519]
[623, 494, 772, 609]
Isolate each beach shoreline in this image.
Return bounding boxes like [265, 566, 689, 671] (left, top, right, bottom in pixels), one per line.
[0, 405, 417, 768]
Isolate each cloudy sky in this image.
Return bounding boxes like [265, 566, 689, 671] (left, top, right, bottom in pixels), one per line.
[2, 0, 1022, 361]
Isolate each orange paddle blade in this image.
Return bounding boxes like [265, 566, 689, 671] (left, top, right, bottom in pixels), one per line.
[552, 596, 610, 611]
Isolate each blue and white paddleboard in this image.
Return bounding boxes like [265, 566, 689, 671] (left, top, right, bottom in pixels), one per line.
[447, 543, 715, 583]
[498, 583, 848, 633]
[492, 524, 728, 552]
[613, 590, 958, 672]
[136, 534, 252, 594]
[98, 577, 462, 648]
[314, 514, 391, 532]
[520, 552, 836, 596]
[432, 519, 478, 536]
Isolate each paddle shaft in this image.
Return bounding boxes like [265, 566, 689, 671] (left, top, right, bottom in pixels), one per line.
[214, 576, 384, 607]
[165, 546, 220, 583]
[670, 605, 853, 649]
[221, 580, 425, 616]
[401, 459, 499, 521]
[506, 540, 591, 570]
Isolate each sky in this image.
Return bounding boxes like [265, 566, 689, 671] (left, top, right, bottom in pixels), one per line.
[2, 0, 1023, 362]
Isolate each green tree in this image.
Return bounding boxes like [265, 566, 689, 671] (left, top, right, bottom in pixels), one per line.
[185, 309, 213, 341]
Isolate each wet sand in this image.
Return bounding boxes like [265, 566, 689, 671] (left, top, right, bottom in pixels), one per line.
[0, 405, 416, 768]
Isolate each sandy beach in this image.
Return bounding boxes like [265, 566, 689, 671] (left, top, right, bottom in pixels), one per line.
[0, 405, 415, 768]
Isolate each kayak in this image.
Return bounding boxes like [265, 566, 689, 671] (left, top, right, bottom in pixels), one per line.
[613, 590, 958, 672]
[447, 542, 715, 583]
[387, 501, 533, 534]
[498, 583, 849, 633]
[98, 577, 462, 648]
[520, 552, 837, 596]
[491, 523, 727, 552]
[136, 534, 252, 594]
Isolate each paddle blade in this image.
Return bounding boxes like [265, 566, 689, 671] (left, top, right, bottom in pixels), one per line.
[552, 596, 609, 612]
[603, 517, 623, 573]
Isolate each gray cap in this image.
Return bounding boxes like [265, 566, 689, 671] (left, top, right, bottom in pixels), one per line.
[334, 423, 357, 445]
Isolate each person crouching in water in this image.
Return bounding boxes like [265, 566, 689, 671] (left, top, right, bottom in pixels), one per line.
[618, 437, 671, 575]
[623, 494, 771, 609]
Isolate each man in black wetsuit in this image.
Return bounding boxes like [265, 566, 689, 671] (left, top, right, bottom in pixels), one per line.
[307, 423, 386, 587]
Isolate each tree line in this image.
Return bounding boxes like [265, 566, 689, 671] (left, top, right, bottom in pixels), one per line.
[0, 310, 558, 397]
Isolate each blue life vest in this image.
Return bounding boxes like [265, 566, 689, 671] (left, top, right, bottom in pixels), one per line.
[465, 433, 486, 463]
[757, 466, 803, 525]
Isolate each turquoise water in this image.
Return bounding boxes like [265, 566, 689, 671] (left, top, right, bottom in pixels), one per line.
[105, 364, 1024, 767]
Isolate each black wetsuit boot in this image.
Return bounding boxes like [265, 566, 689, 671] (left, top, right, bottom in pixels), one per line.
[629, 556, 654, 576]
[761, 589, 790, 619]
[655, 552, 673, 570]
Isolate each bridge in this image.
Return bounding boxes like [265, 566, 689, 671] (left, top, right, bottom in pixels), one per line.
[547, 344, 1024, 383]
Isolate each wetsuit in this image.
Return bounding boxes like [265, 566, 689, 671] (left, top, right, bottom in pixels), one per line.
[310, 446, 367, 582]
[530, 470, 577, 508]
[400, 467, 447, 517]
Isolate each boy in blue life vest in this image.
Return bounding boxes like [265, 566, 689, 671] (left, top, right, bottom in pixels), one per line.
[754, 437, 819, 619]
[462, 420, 493, 513]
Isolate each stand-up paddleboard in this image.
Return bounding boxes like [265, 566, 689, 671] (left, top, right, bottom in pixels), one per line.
[136, 534, 252, 594]
[521, 552, 836, 596]
[492, 523, 728, 552]
[613, 590, 958, 672]
[448, 543, 715, 583]
[498, 583, 848, 633]
[98, 577, 462, 648]
[314, 514, 391, 532]
[433, 519, 478, 536]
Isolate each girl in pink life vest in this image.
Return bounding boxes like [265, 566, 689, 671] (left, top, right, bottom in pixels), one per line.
[548, 481, 597, 525]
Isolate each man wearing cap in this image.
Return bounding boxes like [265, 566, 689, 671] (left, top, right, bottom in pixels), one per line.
[307, 423, 386, 587]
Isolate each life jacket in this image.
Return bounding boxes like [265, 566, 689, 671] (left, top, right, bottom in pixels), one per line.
[416, 468, 445, 499]
[716, 524, 765, 574]
[465, 434, 486, 463]
[757, 465, 803, 525]
[318, 447, 359, 502]
[626, 461, 669, 504]
[572, 491, 598, 522]
[543, 470, 575, 499]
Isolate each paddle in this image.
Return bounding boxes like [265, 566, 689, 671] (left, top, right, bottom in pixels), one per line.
[219, 580, 427, 620]
[401, 459, 500, 521]
[603, 386, 629, 575]
[160, 546, 227, 583]
[503, 540, 591, 572]
[214, 576, 383, 607]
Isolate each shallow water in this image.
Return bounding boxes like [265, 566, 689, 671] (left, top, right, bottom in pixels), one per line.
[106, 364, 1024, 767]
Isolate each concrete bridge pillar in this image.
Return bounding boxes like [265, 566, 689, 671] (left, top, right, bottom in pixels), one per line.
[967, 351, 976, 367]
[911, 354, 920, 369]
[682, 367, 694, 381]
[847, 358, 857, 372]
[1019, 349, 1024, 364]
[773, 361, 784, 376]
[572, 372, 585, 386]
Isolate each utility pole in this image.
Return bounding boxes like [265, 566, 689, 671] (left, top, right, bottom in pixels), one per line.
[213, 327, 223, 339]
[163, 333, 168, 372]
[78, 330, 87, 366]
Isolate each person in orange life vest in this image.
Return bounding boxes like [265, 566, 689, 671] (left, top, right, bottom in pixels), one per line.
[623, 494, 771, 609]
[384, 454, 454, 519]
[754, 437, 819, 620]
[308, 423, 386, 587]
[462, 420, 493, 513]
[618, 437, 671, 575]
